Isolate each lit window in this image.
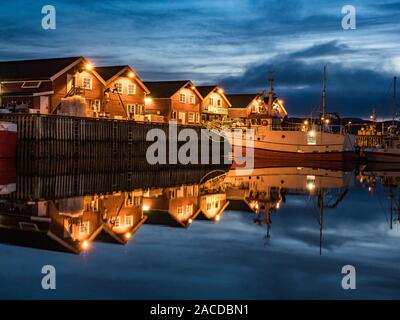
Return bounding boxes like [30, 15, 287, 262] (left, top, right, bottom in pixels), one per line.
[171, 111, 177, 120]
[189, 95, 195, 104]
[79, 221, 90, 235]
[125, 215, 133, 226]
[114, 82, 123, 94]
[114, 217, 121, 227]
[82, 77, 92, 90]
[196, 112, 201, 123]
[217, 99, 222, 106]
[128, 83, 136, 95]
[92, 100, 101, 112]
[22, 81, 41, 89]
[177, 206, 183, 215]
[209, 98, 214, 106]
[188, 112, 195, 123]
[179, 93, 186, 103]
[186, 205, 193, 215]
[186, 185, 194, 197]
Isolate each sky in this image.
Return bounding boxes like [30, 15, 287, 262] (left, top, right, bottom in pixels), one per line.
[0, 0, 399, 117]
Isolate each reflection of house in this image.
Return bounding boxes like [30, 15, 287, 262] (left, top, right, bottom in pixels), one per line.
[197, 86, 231, 122]
[144, 81, 203, 125]
[0, 191, 147, 254]
[198, 193, 229, 221]
[0, 57, 150, 119]
[143, 185, 201, 228]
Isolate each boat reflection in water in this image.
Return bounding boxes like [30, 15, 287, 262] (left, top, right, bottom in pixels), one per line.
[2, 158, 400, 257]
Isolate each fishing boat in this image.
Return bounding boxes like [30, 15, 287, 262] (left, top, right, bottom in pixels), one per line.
[364, 77, 400, 163]
[223, 67, 356, 162]
[0, 121, 17, 158]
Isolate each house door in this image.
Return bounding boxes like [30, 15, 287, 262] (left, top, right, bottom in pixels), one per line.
[40, 96, 50, 115]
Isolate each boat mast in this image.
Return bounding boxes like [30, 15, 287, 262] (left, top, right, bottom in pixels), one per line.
[268, 73, 274, 110]
[392, 76, 397, 127]
[322, 66, 327, 122]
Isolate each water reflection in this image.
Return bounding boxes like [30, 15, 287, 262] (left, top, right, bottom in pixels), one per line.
[2, 157, 400, 257]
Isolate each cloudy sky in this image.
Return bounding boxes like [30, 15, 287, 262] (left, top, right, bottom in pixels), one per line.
[0, 0, 399, 117]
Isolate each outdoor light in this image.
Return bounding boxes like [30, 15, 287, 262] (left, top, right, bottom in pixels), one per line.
[304, 120, 309, 125]
[145, 97, 153, 104]
[308, 130, 316, 138]
[188, 219, 193, 224]
[142, 205, 150, 212]
[325, 119, 330, 124]
[81, 240, 90, 250]
[215, 215, 221, 222]
[218, 88, 224, 94]
[125, 232, 132, 239]
[85, 63, 93, 71]
[128, 72, 135, 78]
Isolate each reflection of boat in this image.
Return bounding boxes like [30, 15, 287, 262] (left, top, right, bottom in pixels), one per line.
[0, 159, 16, 195]
[0, 121, 17, 158]
[225, 68, 356, 162]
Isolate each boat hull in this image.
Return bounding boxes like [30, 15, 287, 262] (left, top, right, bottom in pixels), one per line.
[0, 123, 17, 158]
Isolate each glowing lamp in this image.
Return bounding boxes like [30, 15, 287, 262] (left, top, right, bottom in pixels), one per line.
[142, 205, 150, 212]
[188, 218, 193, 224]
[128, 72, 135, 78]
[215, 215, 221, 222]
[85, 63, 93, 71]
[145, 97, 153, 104]
[81, 240, 90, 250]
[125, 232, 132, 239]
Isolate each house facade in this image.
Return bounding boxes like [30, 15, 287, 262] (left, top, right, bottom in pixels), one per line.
[144, 81, 203, 125]
[197, 86, 231, 122]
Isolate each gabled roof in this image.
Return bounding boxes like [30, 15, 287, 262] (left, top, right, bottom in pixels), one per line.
[197, 85, 232, 107]
[94, 66, 128, 82]
[144, 80, 202, 99]
[197, 85, 217, 98]
[226, 93, 260, 108]
[95, 65, 150, 94]
[0, 56, 84, 81]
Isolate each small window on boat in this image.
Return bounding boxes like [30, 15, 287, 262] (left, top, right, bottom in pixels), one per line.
[21, 81, 42, 88]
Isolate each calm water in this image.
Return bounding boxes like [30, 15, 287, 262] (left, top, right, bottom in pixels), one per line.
[0, 159, 400, 300]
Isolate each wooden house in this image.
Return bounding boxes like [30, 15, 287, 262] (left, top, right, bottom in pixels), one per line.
[144, 80, 203, 125]
[197, 85, 231, 122]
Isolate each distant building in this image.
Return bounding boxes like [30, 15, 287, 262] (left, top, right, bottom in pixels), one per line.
[144, 80, 203, 125]
[197, 85, 231, 122]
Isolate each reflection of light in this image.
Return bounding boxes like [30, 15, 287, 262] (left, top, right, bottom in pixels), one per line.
[85, 63, 93, 71]
[306, 182, 316, 191]
[368, 186, 373, 192]
[145, 97, 153, 104]
[276, 202, 280, 209]
[255, 204, 259, 210]
[142, 205, 150, 212]
[215, 215, 220, 222]
[188, 218, 193, 224]
[125, 232, 132, 239]
[128, 72, 135, 78]
[81, 241, 90, 250]
[308, 130, 316, 138]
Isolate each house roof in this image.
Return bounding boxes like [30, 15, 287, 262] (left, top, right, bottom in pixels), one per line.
[144, 80, 191, 98]
[196, 86, 217, 98]
[0, 56, 83, 81]
[94, 66, 128, 82]
[226, 94, 260, 108]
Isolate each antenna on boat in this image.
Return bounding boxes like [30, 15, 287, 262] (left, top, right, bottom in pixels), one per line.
[322, 65, 327, 121]
[268, 72, 275, 110]
[392, 76, 397, 126]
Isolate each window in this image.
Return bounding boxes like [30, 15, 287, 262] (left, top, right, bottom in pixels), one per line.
[179, 93, 186, 103]
[79, 221, 90, 235]
[189, 95, 195, 104]
[92, 100, 101, 112]
[217, 99, 222, 106]
[22, 81, 41, 89]
[85, 199, 98, 212]
[127, 104, 135, 115]
[188, 112, 195, 123]
[186, 205, 193, 215]
[209, 98, 214, 106]
[171, 111, 177, 120]
[114, 217, 121, 227]
[82, 77, 92, 90]
[178, 112, 185, 123]
[125, 215, 133, 226]
[128, 83, 136, 95]
[114, 82, 123, 94]
[195, 112, 201, 123]
[207, 203, 212, 211]
[177, 206, 183, 215]
[187, 185, 194, 197]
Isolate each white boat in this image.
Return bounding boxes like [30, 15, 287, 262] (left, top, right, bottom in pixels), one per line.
[224, 68, 356, 162]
